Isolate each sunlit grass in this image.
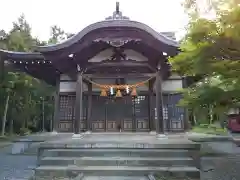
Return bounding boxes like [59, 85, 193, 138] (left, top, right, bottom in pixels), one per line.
[191, 125, 228, 135]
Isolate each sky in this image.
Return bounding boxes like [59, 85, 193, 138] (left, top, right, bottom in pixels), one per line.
[0, 0, 189, 41]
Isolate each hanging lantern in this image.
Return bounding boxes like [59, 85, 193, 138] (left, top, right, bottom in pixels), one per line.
[131, 87, 138, 96]
[100, 89, 107, 97]
[115, 89, 122, 97]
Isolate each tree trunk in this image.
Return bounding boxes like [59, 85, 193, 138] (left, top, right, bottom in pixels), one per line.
[1, 94, 10, 136]
[22, 118, 26, 129]
[9, 119, 14, 135]
[209, 105, 213, 124]
[193, 114, 197, 125]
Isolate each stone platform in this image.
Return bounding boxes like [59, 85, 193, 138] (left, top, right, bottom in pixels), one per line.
[33, 133, 201, 180]
[11, 132, 74, 155]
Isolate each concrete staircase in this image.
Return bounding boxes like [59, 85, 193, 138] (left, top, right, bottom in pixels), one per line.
[34, 141, 201, 180]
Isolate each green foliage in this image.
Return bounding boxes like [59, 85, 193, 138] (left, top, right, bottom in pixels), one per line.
[19, 127, 31, 136]
[191, 125, 227, 135]
[171, 1, 240, 124]
[48, 25, 69, 44]
[0, 14, 69, 135]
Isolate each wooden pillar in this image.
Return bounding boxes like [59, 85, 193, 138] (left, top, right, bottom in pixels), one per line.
[53, 77, 60, 132]
[132, 98, 136, 132]
[74, 72, 83, 134]
[155, 71, 164, 134]
[87, 82, 92, 131]
[182, 76, 190, 131]
[0, 54, 4, 84]
[148, 80, 154, 131]
[0, 55, 4, 131]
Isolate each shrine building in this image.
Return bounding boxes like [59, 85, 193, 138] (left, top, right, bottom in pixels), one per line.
[0, 3, 189, 134]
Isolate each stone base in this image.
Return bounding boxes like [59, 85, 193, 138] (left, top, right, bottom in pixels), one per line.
[11, 142, 29, 154]
[149, 131, 157, 135]
[72, 134, 83, 138]
[72, 131, 92, 138]
[156, 134, 168, 139]
[85, 131, 92, 134]
[50, 131, 58, 135]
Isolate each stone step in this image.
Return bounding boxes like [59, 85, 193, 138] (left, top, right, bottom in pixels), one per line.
[82, 176, 149, 180]
[82, 175, 198, 180]
[233, 138, 240, 146]
[40, 156, 194, 167]
[42, 142, 200, 149]
[35, 165, 200, 179]
[45, 148, 192, 158]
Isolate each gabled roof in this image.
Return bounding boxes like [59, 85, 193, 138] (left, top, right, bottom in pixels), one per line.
[35, 2, 179, 53]
[0, 2, 179, 85]
[36, 20, 179, 53]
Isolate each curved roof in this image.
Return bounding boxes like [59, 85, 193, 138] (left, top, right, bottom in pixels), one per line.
[36, 3, 179, 53]
[0, 3, 178, 85]
[0, 49, 57, 85]
[37, 20, 179, 53]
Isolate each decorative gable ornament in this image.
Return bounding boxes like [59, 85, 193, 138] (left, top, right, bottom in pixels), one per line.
[105, 2, 130, 21]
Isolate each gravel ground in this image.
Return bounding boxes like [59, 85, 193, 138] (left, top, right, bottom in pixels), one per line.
[0, 145, 36, 180]
[199, 135, 240, 180]
[201, 155, 240, 180]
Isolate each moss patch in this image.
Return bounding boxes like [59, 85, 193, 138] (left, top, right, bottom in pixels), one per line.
[0, 135, 18, 148]
[155, 174, 199, 180]
[0, 135, 18, 141]
[191, 126, 227, 136]
[200, 150, 227, 157]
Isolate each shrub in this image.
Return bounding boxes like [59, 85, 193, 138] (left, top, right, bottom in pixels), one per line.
[19, 127, 31, 136]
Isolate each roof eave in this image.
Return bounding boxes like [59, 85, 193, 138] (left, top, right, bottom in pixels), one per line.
[36, 20, 179, 53]
[0, 49, 44, 60]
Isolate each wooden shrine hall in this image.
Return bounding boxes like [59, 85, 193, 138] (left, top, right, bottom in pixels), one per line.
[0, 3, 188, 134]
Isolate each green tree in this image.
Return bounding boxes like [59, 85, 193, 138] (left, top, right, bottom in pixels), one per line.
[0, 15, 55, 135]
[170, 0, 240, 125]
[48, 25, 68, 44]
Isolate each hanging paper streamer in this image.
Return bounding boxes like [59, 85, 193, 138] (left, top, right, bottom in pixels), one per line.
[131, 87, 137, 96]
[115, 90, 122, 97]
[100, 89, 107, 97]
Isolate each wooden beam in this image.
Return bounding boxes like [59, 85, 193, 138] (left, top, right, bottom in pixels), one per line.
[83, 73, 156, 78]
